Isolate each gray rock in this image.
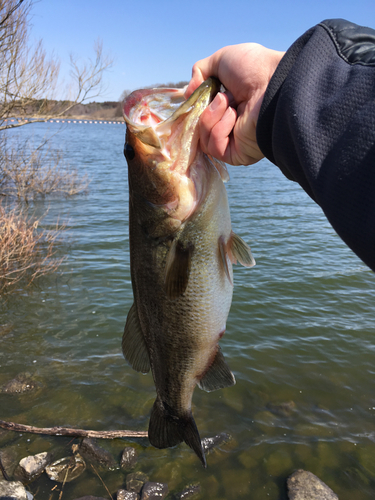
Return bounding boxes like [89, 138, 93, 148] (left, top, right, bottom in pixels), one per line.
[267, 400, 296, 417]
[73, 497, 107, 500]
[141, 482, 168, 500]
[0, 447, 21, 478]
[120, 447, 138, 470]
[126, 472, 149, 493]
[80, 438, 116, 468]
[45, 453, 86, 483]
[1, 373, 37, 394]
[19, 451, 51, 480]
[117, 490, 139, 500]
[174, 483, 201, 499]
[201, 432, 231, 455]
[0, 480, 29, 500]
[287, 470, 339, 500]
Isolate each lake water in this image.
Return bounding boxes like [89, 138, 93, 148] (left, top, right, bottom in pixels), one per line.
[1, 122, 375, 499]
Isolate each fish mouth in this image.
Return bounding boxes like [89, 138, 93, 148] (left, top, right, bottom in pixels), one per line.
[123, 77, 221, 151]
[123, 78, 222, 224]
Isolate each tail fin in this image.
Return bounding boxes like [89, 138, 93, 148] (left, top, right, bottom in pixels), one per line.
[148, 397, 207, 468]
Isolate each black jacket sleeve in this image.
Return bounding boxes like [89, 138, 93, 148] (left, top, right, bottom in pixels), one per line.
[256, 19, 375, 272]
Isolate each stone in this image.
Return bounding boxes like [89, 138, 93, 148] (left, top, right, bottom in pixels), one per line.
[174, 483, 201, 499]
[126, 472, 149, 494]
[267, 400, 296, 417]
[120, 446, 138, 470]
[73, 497, 107, 500]
[287, 470, 339, 500]
[1, 373, 37, 394]
[140, 482, 168, 500]
[201, 433, 231, 455]
[19, 451, 51, 480]
[117, 490, 139, 500]
[0, 446, 21, 478]
[265, 449, 293, 477]
[0, 480, 29, 500]
[80, 438, 116, 468]
[45, 453, 86, 483]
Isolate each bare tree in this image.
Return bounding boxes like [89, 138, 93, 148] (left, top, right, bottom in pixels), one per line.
[0, 0, 113, 131]
[0, 0, 113, 293]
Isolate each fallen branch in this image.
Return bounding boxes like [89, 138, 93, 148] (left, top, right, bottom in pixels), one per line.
[0, 420, 148, 439]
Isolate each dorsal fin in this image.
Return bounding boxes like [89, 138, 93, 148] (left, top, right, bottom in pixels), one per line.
[228, 231, 256, 268]
[165, 239, 194, 299]
[122, 303, 150, 374]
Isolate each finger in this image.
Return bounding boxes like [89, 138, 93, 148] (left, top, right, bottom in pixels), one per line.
[185, 52, 221, 98]
[207, 106, 237, 162]
[224, 90, 236, 108]
[199, 92, 237, 163]
[199, 92, 229, 150]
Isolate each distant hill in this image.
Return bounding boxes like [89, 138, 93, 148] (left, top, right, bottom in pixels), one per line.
[16, 81, 190, 121]
[18, 100, 123, 120]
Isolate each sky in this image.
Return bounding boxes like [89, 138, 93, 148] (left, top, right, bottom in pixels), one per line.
[30, 0, 375, 102]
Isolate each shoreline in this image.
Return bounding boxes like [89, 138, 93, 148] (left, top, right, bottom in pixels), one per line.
[4, 117, 125, 125]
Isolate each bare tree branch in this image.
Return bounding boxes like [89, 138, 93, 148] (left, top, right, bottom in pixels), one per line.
[0, 1, 113, 130]
[0, 419, 148, 439]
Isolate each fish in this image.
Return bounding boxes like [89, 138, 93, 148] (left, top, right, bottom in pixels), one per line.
[122, 77, 255, 467]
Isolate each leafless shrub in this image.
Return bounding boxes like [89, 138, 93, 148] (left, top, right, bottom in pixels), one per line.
[0, 202, 66, 294]
[0, 135, 89, 202]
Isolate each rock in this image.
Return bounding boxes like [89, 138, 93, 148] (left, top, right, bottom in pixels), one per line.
[45, 453, 86, 483]
[174, 483, 201, 499]
[126, 472, 149, 494]
[120, 447, 138, 470]
[72, 497, 107, 500]
[267, 400, 296, 417]
[117, 490, 139, 500]
[0, 480, 29, 499]
[287, 470, 339, 500]
[80, 438, 116, 468]
[19, 451, 52, 480]
[140, 482, 168, 500]
[0, 446, 21, 478]
[1, 373, 37, 394]
[201, 433, 231, 455]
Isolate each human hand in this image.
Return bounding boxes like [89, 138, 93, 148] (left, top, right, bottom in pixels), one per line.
[185, 44, 285, 166]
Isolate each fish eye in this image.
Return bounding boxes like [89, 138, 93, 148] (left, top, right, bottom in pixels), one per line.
[124, 143, 135, 161]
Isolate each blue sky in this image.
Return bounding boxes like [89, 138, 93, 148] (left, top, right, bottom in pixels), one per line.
[31, 0, 375, 102]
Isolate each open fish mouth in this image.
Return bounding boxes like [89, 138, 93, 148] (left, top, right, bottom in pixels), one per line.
[123, 77, 221, 170]
[123, 78, 224, 226]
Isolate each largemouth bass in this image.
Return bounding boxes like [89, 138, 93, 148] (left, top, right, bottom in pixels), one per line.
[122, 78, 255, 467]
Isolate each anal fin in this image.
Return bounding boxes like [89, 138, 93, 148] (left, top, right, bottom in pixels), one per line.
[122, 303, 150, 374]
[198, 347, 236, 392]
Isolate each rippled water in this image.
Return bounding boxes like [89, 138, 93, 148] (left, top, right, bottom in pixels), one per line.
[1, 122, 375, 499]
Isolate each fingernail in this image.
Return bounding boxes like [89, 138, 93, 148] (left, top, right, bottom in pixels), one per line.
[210, 93, 222, 111]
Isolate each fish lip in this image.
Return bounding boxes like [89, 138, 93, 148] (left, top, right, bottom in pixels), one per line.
[158, 77, 221, 132]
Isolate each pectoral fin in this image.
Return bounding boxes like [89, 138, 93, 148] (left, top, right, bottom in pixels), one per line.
[228, 231, 256, 268]
[165, 239, 194, 299]
[122, 303, 150, 374]
[219, 236, 233, 286]
[198, 347, 236, 392]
